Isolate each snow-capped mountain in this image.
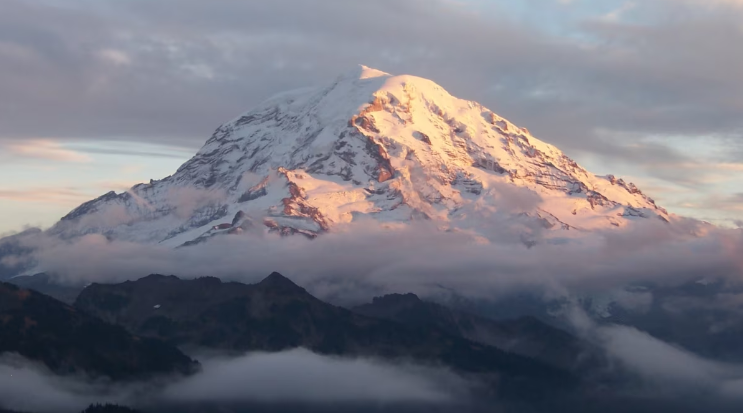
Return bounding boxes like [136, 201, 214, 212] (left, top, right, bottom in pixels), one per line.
[51, 66, 669, 246]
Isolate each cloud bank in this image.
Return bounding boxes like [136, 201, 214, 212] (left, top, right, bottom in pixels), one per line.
[0, 350, 469, 413]
[20, 218, 741, 307]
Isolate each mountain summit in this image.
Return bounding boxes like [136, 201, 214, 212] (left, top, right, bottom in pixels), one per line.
[51, 66, 669, 245]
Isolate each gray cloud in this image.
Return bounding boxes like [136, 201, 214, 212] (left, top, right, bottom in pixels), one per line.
[2, 0, 742, 155]
[0, 350, 468, 413]
[567, 307, 743, 400]
[5, 213, 743, 411]
[0, 355, 91, 413]
[2, 0, 743, 226]
[23, 217, 742, 306]
[161, 348, 469, 404]
[71, 147, 189, 159]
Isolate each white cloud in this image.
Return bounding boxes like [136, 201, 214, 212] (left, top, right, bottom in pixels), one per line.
[24, 217, 742, 306]
[162, 349, 469, 404]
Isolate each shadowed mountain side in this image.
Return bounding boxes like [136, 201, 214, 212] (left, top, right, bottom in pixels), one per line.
[75, 272, 578, 398]
[0, 229, 39, 281]
[600, 281, 743, 363]
[352, 293, 604, 373]
[7, 273, 85, 304]
[0, 282, 198, 380]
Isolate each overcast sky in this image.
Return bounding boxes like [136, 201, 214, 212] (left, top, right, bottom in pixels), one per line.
[1, 0, 742, 233]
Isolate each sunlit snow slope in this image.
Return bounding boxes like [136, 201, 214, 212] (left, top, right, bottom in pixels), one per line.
[51, 66, 670, 246]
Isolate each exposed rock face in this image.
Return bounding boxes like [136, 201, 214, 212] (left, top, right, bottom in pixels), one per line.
[0, 282, 198, 380]
[49, 66, 670, 246]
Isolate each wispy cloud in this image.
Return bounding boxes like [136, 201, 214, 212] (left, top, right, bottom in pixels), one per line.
[70, 146, 194, 160]
[4, 140, 91, 163]
[0, 188, 91, 205]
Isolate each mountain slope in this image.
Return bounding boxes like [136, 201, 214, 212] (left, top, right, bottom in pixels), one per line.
[7, 273, 84, 304]
[51, 66, 669, 246]
[0, 229, 39, 280]
[353, 293, 602, 372]
[0, 282, 198, 380]
[75, 272, 578, 398]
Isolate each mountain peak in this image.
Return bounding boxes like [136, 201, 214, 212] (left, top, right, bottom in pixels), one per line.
[256, 272, 305, 293]
[340, 64, 391, 81]
[49, 66, 671, 247]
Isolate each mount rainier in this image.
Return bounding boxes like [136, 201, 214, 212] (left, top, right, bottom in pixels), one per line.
[50, 66, 670, 247]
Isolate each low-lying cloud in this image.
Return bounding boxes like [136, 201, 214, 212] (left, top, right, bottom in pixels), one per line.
[161, 349, 469, 404]
[22, 217, 742, 307]
[0, 350, 468, 413]
[3, 217, 743, 411]
[567, 306, 743, 402]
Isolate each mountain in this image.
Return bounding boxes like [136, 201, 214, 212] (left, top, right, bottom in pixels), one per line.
[0, 282, 198, 380]
[49, 66, 669, 247]
[7, 273, 84, 304]
[597, 280, 743, 363]
[75, 272, 578, 398]
[353, 293, 603, 372]
[0, 228, 40, 280]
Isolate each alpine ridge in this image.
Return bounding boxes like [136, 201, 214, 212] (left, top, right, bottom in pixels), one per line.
[50, 65, 670, 246]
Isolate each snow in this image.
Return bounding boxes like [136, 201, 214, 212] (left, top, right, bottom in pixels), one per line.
[49, 66, 672, 246]
[344, 65, 391, 80]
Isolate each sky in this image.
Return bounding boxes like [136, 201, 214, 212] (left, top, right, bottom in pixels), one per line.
[0, 0, 742, 233]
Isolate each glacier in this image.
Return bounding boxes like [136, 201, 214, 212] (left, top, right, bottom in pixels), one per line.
[49, 65, 671, 247]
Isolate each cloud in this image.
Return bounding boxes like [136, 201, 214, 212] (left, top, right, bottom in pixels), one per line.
[671, 0, 743, 7]
[72, 147, 190, 159]
[25, 217, 742, 306]
[0, 0, 740, 151]
[681, 193, 743, 213]
[3, 140, 91, 163]
[165, 187, 227, 219]
[161, 349, 469, 404]
[97, 49, 131, 67]
[6, 213, 743, 411]
[566, 306, 743, 401]
[0, 188, 91, 206]
[1, 0, 743, 221]
[0, 350, 468, 413]
[0, 354, 106, 413]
